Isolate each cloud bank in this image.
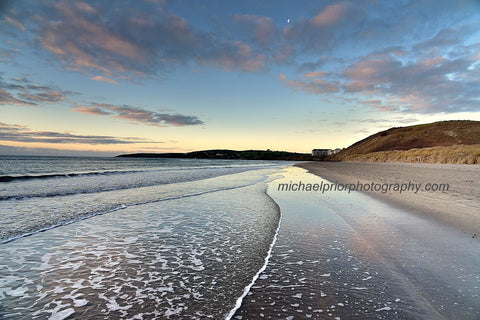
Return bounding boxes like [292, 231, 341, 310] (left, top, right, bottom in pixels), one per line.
[0, 122, 159, 145]
[0, 75, 205, 127]
[72, 103, 204, 127]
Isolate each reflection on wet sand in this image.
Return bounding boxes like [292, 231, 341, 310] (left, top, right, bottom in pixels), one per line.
[234, 167, 480, 320]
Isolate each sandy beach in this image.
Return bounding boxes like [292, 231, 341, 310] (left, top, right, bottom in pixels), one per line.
[297, 161, 480, 237]
[234, 165, 480, 320]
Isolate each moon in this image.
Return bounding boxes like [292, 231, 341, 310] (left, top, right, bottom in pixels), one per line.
[287, 19, 290, 23]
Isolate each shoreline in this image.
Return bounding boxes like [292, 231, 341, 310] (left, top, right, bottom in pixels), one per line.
[297, 161, 480, 237]
[225, 188, 282, 320]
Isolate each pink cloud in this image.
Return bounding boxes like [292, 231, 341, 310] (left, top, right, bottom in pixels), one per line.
[417, 57, 446, 68]
[0, 89, 35, 106]
[360, 99, 382, 106]
[4, 16, 25, 31]
[341, 50, 478, 112]
[18, 91, 65, 103]
[343, 54, 401, 92]
[56, 3, 143, 60]
[304, 71, 328, 78]
[0, 122, 158, 145]
[310, 2, 349, 27]
[271, 44, 295, 63]
[241, 54, 267, 72]
[90, 76, 119, 84]
[203, 51, 266, 73]
[36, 1, 274, 78]
[233, 14, 277, 45]
[71, 105, 112, 115]
[39, 2, 149, 76]
[236, 42, 253, 57]
[71, 103, 204, 127]
[74, 1, 97, 13]
[280, 76, 340, 94]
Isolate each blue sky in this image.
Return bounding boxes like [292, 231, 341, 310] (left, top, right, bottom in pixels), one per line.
[1, 0, 479, 156]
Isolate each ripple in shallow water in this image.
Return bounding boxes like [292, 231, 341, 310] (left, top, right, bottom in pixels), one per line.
[0, 178, 280, 319]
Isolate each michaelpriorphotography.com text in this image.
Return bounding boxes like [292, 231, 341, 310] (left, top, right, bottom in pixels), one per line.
[277, 181, 450, 194]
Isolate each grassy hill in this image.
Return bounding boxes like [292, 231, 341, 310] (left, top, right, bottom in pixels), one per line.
[328, 120, 480, 164]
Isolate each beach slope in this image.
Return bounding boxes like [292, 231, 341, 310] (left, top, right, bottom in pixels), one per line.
[298, 161, 480, 236]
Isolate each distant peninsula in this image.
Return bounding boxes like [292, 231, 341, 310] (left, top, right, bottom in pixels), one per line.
[117, 149, 314, 161]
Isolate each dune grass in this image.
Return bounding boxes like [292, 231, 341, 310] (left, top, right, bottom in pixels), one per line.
[341, 144, 480, 164]
[329, 120, 480, 163]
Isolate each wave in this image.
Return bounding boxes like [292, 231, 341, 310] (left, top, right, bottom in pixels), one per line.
[0, 165, 278, 201]
[0, 170, 145, 183]
[0, 181, 264, 244]
[0, 167, 283, 244]
[0, 163, 279, 183]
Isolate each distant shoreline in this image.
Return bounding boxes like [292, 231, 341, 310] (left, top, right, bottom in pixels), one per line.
[117, 149, 315, 161]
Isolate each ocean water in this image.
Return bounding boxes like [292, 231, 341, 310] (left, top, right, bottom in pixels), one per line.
[2, 158, 479, 319]
[0, 156, 287, 319]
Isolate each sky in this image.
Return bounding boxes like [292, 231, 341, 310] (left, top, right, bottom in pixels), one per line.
[0, 0, 479, 156]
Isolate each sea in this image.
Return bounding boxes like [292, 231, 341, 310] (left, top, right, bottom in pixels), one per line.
[0, 156, 289, 319]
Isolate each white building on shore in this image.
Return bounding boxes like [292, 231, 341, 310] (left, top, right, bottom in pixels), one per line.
[312, 148, 343, 156]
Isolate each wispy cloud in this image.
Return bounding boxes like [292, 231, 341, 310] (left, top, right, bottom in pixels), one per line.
[0, 89, 35, 106]
[0, 122, 159, 145]
[0, 144, 118, 157]
[0, 76, 72, 105]
[71, 105, 112, 115]
[90, 76, 119, 84]
[72, 103, 204, 127]
[4, 15, 25, 31]
[310, 2, 351, 27]
[0, 48, 19, 63]
[17, 90, 65, 103]
[304, 71, 328, 78]
[280, 74, 340, 94]
[353, 117, 418, 124]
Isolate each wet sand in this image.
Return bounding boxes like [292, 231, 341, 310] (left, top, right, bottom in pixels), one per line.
[297, 161, 480, 237]
[233, 166, 480, 320]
